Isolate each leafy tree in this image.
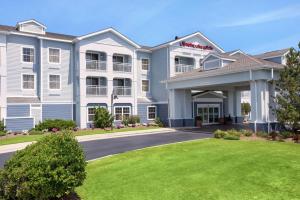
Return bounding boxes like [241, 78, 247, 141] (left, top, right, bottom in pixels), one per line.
[241, 102, 251, 116]
[275, 42, 300, 137]
[94, 107, 114, 129]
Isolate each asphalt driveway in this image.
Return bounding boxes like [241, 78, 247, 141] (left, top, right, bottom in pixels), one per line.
[0, 130, 212, 167]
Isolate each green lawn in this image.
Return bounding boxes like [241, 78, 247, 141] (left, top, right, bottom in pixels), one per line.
[77, 139, 300, 200]
[0, 127, 160, 146]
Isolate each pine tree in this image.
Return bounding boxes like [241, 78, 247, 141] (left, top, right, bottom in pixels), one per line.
[275, 42, 300, 139]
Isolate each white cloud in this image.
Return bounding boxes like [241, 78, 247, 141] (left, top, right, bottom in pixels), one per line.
[219, 4, 300, 27]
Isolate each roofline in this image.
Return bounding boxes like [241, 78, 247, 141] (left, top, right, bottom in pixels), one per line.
[201, 52, 236, 63]
[150, 32, 225, 52]
[75, 27, 141, 48]
[229, 49, 245, 56]
[16, 19, 47, 29]
[163, 67, 281, 83]
[5, 31, 73, 43]
[254, 49, 290, 59]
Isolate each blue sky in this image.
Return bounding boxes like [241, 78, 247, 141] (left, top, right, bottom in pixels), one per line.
[0, 0, 299, 54]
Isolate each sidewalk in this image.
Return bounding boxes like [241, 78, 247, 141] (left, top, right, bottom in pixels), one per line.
[0, 128, 176, 154]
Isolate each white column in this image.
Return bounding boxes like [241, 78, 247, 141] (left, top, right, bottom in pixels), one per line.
[268, 81, 276, 122]
[227, 89, 235, 117]
[235, 90, 242, 117]
[168, 89, 192, 119]
[250, 80, 269, 123]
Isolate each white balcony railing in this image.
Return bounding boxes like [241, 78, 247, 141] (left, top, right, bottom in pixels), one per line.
[175, 64, 195, 73]
[86, 85, 107, 96]
[113, 62, 132, 72]
[113, 86, 132, 96]
[86, 60, 106, 71]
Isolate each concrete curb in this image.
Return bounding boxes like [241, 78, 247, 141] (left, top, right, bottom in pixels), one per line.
[0, 128, 176, 154]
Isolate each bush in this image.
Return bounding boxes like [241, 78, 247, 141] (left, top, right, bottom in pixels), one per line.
[256, 131, 268, 138]
[0, 120, 6, 132]
[34, 119, 76, 131]
[28, 130, 44, 135]
[279, 131, 293, 139]
[0, 131, 86, 200]
[224, 134, 240, 140]
[241, 102, 251, 116]
[94, 107, 114, 129]
[126, 115, 140, 125]
[240, 129, 253, 137]
[227, 129, 241, 137]
[154, 117, 164, 127]
[0, 131, 6, 137]
[214, 129, 227, 138]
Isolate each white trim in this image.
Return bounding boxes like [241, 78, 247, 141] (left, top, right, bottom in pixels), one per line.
[75, 28, 141, 48]
[5, 116, 34, 119]
[152, 32, 224, 52]
[21, 46, 35, 64]
[48, 47, 61, 65]
[202, 53, 236, 63]
[48, 74, 62, 90]
[137, 101, 168, 105]
[229, 50, 245, 56]
[193, 91, 226, 99]
[21, 73, 36, 90]
[17, 19, 47, 29]
[147, 105, 157, 120]
[141, 79, 150, 93]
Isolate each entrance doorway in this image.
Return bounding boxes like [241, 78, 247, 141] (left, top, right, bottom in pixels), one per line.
[197, 104, 220, 124]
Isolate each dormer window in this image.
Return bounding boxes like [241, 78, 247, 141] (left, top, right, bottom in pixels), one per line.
[16, 19, 47, 35]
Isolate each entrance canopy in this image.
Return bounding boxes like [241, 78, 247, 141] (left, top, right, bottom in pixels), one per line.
[164, 53, 284, 132]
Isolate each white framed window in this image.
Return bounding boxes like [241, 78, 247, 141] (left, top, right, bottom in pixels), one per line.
[22, 74, 35, 89]
[114, 106, 131, 121]
[48, 48, 60, 64]
[49, 74, 61, 90]
[142, 80, 149, 92]
[147, 106, 157, 120]
[22, 47, 34, 63]
[141, 58, 149, 70]
[87, 107, 96, 122]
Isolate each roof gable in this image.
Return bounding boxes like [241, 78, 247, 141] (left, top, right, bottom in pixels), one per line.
[193, 91, 226, 99]
[76, 28, 140, 48]
[16, 19, 46, 34]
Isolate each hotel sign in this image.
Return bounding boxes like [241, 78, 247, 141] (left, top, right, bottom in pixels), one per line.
[180, 41, 213, 50]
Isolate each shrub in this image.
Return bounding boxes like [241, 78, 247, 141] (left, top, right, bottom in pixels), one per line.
[0, 120, 6, 132]
[126, 115, 141, 125]
[34, 119, 76, 131]
[0, 131, 6, 137]
[122, 117, 129, 126]
[256, 131, 268, 138]
[227, 129, 241, 137]
[28, 130, 44, 135]
[279, 131, 293, 139]
[154, 117, 164, 127]
[224, 134, 240, 140]
[240, 129, 253, 137]
[241, 102, 251, 116]
[94, 107, 114, 129]
[0, 131, 86, 200]
[214, 129, 227, 138]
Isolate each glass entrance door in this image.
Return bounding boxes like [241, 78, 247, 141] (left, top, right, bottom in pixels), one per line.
[197, 104, 220, 124]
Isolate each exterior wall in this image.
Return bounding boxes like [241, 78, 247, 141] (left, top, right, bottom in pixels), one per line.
[6, 35, 40, 97]
[42, 40, 73, 102]
[264, 56, 282, 64]
[76, 32, 137, 128]
[136, 51, 151, 98]
[19, 22, 45, 34]
[5, 117, 34, 131]
[42, 104, 73, 120]
[204, 59, 221, 70]
[7, 104, 30, 117]
[0, 34, 7, 120]
[151, 47, 168, 102]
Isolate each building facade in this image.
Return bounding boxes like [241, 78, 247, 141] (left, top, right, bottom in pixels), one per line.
[0, 20, 288, 132]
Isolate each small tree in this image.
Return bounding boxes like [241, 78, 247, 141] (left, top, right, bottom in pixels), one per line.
[94, 107, 114, 129]
[275, 42, 300, 140]
[241, 102, 251, 116]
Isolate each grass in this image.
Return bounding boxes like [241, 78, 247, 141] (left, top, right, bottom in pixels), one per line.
[0, 126, 160, 146]
[77, 139, 300, 200]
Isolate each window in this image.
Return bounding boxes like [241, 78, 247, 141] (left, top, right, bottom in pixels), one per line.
[114, 106, 131, 120]
[142, 80, 149, 92]
[49, 48, 60, 63]
[49, 74, 61, 89]
[147, 106, 156, 120]
[22, 47, 34, 63]
[141, 59, 149, 70]
[87, 107, 96, 122]
[22, 74, 35, 89]
[113, 55, 124, 63]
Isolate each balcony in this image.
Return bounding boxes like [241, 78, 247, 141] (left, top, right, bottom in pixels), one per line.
[175, 56, 195, 74]
[175, 64, 195, 73]
[113, 86, 132, 96]
[113, 62, 132, 72]
[86, 60, 106, 71]
[86, 85, 107, 96]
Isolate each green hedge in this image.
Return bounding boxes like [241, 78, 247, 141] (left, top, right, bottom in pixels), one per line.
[0, 132, 86, 199]
[33, 119, 76, 131]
